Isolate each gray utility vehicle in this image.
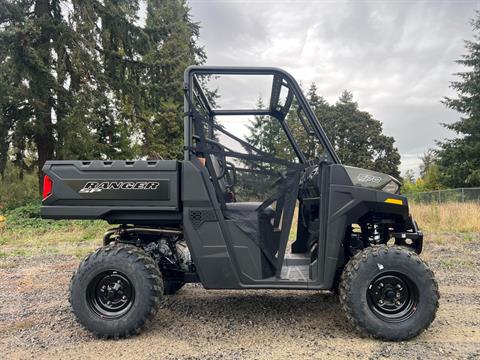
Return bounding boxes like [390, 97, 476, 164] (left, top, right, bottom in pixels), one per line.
[41, 66, 438, 341]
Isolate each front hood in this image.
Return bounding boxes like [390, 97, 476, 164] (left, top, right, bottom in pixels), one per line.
[344, 166, 401, 192]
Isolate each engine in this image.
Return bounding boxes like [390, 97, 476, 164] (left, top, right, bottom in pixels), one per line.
[104, 226, 193, 274]
[143, 237, 192, 272]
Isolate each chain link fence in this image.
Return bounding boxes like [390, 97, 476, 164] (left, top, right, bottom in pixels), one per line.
[405, 187, 480, 203]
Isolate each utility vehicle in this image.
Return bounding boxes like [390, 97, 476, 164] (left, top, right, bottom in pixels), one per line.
[41, 66, 438, 341]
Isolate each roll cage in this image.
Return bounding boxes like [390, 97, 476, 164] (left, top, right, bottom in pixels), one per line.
[182, 67, 342, 281]
[183, 66, 340, 165]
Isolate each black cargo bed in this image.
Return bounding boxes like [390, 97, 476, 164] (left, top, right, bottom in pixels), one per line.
[41, 160, 181, 225]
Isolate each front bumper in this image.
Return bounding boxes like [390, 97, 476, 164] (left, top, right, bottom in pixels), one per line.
[392, 216, 423, 254]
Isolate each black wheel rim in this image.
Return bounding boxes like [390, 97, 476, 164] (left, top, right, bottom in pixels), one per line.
[87, 270, 135, 319]
[367, 271, 418, 322]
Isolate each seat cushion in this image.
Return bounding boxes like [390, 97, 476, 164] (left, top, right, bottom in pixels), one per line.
[225, 202, 274, 218]
[224, 202, 279, 276]
[223, 202, 274, 243]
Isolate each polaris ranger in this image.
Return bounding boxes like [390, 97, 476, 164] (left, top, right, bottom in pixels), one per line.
[41, 66, 438, 341]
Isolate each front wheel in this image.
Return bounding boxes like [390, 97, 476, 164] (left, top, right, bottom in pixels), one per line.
[339, 245, 439, 341]
[69, 244, 163, 338]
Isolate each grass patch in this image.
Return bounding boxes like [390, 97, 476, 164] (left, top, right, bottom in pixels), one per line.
[0, 202, 107, 257]
[11, 248, 33, 257]
[438, 257, 475, 270]
[410, 202, 480, 233]
[1, 201, 478, 259]
[460, 233, 477, 242]
[432, 236, 446, 245]
[0, 223, 106, 257]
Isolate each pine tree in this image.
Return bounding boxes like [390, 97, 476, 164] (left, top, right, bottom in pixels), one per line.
[245, 97, 286, 159]
[244, 87, 400, 177]
[311, 89, 401, 177]
[0, 0, 140, 189]
[419, 150, 436, 177]
[141, 0, 205, 159]
[437, 13, 480, 187]
[0, 0, 205, 194]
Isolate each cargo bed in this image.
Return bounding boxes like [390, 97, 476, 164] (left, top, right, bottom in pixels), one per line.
[41, 160, 181, 225]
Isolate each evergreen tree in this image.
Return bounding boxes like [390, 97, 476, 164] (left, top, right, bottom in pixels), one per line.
[419, 150, 436, 177]
[0, 0, 70, 189]
[315, 90, 401, 178]
[244, 86, 401, 178]
[0, 0, 205, 193]
[141, 0, 205, 159]
[246, 97, 285, 159]
[436, 13, 480, 187]
[0, 0, 139, 189]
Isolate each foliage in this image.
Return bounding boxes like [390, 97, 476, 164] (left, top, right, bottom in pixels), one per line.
[245, 98, 288, 161]
[419, 150, 436, 177]
[245, 86, 401, 178]
[0, 164, 39, 210]
[0, 200, 106, 238]
[436, 12, 480, 188]
[403, 161, 444, 194]
[315, 89, 401, 178]
[0, 0, 204, 193]
[2, 200, 69, 229]
[141, 0, 205, 159]
[0, 201, 106, 258]
[2, 200, 43, 227]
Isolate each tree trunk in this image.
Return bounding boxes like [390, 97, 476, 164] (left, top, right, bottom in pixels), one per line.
[33, 0, 55, 193]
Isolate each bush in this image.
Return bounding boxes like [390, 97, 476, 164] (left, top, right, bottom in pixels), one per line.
[3, 200, 44, 228]
[1, 201, 103, 232]
[0, 166, 40, 211]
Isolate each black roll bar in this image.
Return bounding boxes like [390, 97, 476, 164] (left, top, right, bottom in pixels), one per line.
[183, 66, 341, 164]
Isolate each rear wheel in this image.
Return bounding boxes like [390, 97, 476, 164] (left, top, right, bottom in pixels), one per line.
[339, 245, 439, 341]
[70, 244, 163, 338]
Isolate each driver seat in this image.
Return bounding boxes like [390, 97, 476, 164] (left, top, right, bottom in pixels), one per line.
[206, 153, 279, 275]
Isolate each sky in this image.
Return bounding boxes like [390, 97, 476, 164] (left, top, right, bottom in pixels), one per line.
[188, 0, 480, 175]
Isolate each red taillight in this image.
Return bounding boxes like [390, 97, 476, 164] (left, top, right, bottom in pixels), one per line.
[43, 175, 53, 199]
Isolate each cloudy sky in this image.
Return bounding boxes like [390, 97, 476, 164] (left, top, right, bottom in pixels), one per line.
[188, 0, 479, 174]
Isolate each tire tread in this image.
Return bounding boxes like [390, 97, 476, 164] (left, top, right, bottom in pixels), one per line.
[339, 245, 439, 341]
[69, 243, 163, 339]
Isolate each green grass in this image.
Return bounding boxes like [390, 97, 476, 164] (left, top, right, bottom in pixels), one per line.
[438, 257, 475, 270]
[1, 202, 479, 259]
[0, 202, 107, 258]
[461, 233, 476, 242]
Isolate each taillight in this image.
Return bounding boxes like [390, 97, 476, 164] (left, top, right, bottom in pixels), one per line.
[43, 175, 53, 199]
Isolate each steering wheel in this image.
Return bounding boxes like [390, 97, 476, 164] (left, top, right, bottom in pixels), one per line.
[272, 169, 289, 188]
[212, 154, 227, 180]
[209, 153, 237, 190]
[224, 161, 237, 186]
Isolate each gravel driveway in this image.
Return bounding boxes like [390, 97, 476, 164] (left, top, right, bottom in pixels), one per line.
[1, 234, 479, 359]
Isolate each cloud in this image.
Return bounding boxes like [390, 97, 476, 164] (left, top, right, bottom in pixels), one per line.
[189, 0, 479, 175]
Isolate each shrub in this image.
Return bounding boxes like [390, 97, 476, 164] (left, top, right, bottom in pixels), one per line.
[0, 166, 40, 211]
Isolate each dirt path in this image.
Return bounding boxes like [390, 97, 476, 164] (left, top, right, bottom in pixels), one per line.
[1, 235, 479, 359]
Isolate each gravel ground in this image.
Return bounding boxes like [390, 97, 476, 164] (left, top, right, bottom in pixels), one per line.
[0, 234, 479, 360]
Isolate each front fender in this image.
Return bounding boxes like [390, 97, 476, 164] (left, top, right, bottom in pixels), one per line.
[321, 184, 411, 289]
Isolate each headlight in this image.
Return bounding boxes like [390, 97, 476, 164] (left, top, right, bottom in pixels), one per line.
[382, 180, 400, 194]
